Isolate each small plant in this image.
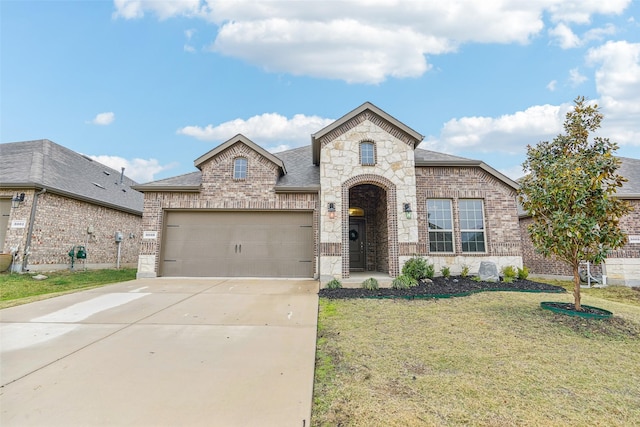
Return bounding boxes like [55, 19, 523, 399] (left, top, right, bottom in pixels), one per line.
[391, 274, 417, 290]
[362, 277, 379, 290]
[501, 265, 517, 283]
[460, 264, 470, 278]
[425, 263, 435, 279]
[326, 278, 342, 289]
[440, 266, 451, 278]
[517, 266, 529, 280]
[402, 256, 435, 280]
[472, 276, 482, 282]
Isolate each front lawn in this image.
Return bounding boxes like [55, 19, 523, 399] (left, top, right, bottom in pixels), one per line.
[0, 268, 137, 309]
[312, 286, 640, 426]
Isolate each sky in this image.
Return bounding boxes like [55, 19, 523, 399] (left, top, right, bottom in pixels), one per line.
[2, 0, 639, 183]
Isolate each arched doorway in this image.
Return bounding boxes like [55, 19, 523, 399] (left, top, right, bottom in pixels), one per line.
[342, 175, 398, 278]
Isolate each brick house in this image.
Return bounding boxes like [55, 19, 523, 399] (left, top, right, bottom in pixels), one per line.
[0, 139, 143, 272]
[520, 157, 640, 286]
[133, 102, 522, 282]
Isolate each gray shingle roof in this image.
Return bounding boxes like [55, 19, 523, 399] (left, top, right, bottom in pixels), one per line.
[0, 139, 143, 214]
[618, 157, 640, 196]
[275, 146, 319, 191]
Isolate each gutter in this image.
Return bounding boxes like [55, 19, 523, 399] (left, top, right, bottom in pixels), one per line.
[22, 187, 46, 271]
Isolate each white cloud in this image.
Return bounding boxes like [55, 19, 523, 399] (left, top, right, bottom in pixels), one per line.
[587, 40, 640, 145]
[89, 112, 115, 126]
[549, 23, 581, 49]
[498, 164, 527, 180]
[177, 113, 334, 149]
[112, 0, 206, 20]
[569, 68, 588, 86]
[424, 104, 570, 155]
[111, 0, 632, 84]
[546, 80, 557, 91]
[89, 155, 177, 183]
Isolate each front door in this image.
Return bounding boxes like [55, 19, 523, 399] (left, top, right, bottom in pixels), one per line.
[349, 218, 366, 271]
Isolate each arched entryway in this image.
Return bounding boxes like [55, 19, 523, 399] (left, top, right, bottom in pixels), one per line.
[342, 175, 398, 278]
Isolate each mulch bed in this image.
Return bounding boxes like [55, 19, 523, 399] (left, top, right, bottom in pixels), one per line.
[319, 276, 566, 299]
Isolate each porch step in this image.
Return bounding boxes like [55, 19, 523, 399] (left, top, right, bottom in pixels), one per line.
[338, 272, 394, 289]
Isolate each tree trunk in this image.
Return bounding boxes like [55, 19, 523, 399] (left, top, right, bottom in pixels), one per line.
[572, 263, 582, 311]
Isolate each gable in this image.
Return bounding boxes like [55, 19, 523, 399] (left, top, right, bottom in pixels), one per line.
[311, 102, 423, 165]
[194, 134, 285, 175]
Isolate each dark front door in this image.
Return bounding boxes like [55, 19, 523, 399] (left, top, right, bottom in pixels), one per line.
[349, 218, 366, 271]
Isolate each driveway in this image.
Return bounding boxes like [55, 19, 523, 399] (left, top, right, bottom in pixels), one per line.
[0, 278, 319, 427]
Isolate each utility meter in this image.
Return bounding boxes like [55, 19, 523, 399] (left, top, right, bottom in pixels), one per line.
[76, 246, 87, 259]
[115, 231, 123, 242]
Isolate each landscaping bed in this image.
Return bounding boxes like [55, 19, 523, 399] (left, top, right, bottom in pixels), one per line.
[319, 275, 565, 299]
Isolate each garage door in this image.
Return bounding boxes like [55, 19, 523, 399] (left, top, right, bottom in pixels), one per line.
[161, 211, 314, 277]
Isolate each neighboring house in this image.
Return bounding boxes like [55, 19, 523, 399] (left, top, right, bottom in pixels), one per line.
[519, 157, 640, 286]
[133, 102, 523, 282]
[0, 139, 143, 272]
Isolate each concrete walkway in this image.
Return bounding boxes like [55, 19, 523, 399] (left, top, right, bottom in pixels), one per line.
[0, 278, 319, 427]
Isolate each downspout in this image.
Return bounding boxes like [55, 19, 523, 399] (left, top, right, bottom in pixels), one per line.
[22, 188, 46, 271]
[317, 189, 321, 282]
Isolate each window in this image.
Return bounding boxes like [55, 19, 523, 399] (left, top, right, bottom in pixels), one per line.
[427, 199, 453, 252]
[360, 142, 375, 165]
[459, 199, 486, 252]
[233, 157, 247, 180]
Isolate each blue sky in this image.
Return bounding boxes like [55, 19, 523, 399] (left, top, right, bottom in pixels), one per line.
[2, 0, 639, 183]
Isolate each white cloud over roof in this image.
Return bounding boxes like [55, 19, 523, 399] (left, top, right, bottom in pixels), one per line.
[177, 112, 334, 151]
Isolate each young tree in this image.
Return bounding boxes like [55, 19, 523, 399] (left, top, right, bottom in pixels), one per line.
[519, 96, 631, 310]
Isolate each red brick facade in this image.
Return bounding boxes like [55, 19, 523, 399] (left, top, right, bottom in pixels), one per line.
[415, 167, 522, 258]
[1, 189, 141, 271]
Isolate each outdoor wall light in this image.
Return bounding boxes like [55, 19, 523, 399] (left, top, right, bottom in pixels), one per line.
[11, 192, 25, 208]
[403, 203, 412, 219]
[328, 202, 336, 219]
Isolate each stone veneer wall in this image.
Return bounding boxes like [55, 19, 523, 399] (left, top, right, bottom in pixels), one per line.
[413, 167, 523, 274]
[1, 189, 141, 271]
[318, 115, 419, 279]
[521, 199, 640, 286]
[137, 143, 319, 278]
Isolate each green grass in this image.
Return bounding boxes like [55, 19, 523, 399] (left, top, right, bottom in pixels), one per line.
[0, 268, 137, 309]
[312, 286, 640, 426]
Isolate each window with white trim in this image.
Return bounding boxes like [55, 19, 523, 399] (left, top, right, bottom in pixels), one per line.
[233, 157, 248, 180]
[427, 199, 454, 252]
[360, 142, 375, 165]
[459, 199, 486, 252]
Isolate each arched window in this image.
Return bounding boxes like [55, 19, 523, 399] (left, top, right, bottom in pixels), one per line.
[360, 142, 375, 166]
[233, 157, 248, 180]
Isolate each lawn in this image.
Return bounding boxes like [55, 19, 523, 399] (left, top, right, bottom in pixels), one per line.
[0, 268, 137, 309]
[312, 283, 640, 426]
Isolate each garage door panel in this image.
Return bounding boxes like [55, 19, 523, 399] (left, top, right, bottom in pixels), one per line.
[161, 211, 313, 277]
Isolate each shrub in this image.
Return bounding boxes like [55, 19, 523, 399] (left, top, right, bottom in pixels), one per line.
[517, 266, 529, 280]
[391, 274, 417, 290]
[501, 265, 517, 283]
[326, 278, 342, 289]
[460, 265, 470, 278]
[362, 277, 379, 290]
[440, 266, 451, 278]
[402, 256, 434, 280]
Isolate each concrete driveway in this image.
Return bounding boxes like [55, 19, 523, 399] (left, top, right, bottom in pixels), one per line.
[0, 278, 319, 427]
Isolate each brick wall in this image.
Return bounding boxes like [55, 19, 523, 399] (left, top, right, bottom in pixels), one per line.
[138, 143, 319, 276]
[520, 199, 639, 277]
[415, 167, 522, 257]
[1, 189, 141, 271]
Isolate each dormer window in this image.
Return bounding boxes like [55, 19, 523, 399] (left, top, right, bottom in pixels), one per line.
[360, 142, 375, 166]
[233, 157, 248, 180]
